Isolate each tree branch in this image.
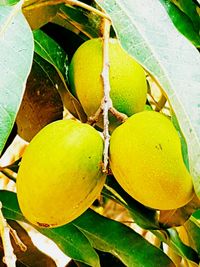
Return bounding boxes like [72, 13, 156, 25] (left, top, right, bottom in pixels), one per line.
[101, 19, 112, 173]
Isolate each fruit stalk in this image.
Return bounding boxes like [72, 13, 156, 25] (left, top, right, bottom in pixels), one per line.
[101, 18, 112, 173]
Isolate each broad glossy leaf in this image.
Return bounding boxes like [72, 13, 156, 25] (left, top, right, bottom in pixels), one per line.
[33, 29, 87, 122]
[95, 0, 200, 198]
[167, 228, 199, 263]
[0, 190, 25, 221]
[172, 0, 200, 32]
[160, 0, 200, 47]
[0, 3, 34, 155]
[33, 29, 67, 77]
[184, 216, 200, 254]
[16, 55, 63, 142]
[74, 209, 175, 267]
[22, 0, 60, 29]
[0, 190, 100, 267]
[39, 225, 100, 267]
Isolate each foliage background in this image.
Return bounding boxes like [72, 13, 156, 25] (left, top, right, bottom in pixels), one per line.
[0, 0, 200, 266]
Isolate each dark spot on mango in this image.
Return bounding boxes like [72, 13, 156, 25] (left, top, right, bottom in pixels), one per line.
[37, 222, 57, 228]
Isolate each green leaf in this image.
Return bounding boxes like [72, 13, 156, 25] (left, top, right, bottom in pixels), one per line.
[33, 29, 87, 122]
[22, 0, 60, 30]
[166, 228, 199, 263]
[0, 190, 100, 267]
[184, 216, 200, 254]
[0, 0, 20, 6]
[160, 0, 200, 47]
[173, 0, 200, 32]
[33, 29, 67, 77]
[171, 114, 190, 171]
[0, 190, 24, 221]
[74, 209, 175, 267]
[104, 176, 160, 230]
[0, 2, 34, 155]
[95, 0, 200, 198]
[39, 225, 100, 267]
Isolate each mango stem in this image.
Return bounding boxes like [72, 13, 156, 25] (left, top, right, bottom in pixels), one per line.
[101, 19, 111, 173]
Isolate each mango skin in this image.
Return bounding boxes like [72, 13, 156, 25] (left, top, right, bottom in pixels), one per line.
[69, 38, 147, 129]
[17, 120, 106, 227]
[109, 111, 194, 210]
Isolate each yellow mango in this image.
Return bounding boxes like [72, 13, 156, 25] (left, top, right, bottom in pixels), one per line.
[69, 38, 147, 130]
[109, 111, 194, 210]
[17, 120, 106, 227]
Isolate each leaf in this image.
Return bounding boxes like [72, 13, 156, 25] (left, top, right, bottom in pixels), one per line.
[73, 209, 175, 267]
[166, 228, 199, 263]
[172, 0, 200, 32]
[33, 29, 87, 122]
[33, 29, 68, 77]
[171, 114, 190, 171]
[16, 54, 63, 142]
[95, 0, 200, 198]
[52, 12, 88, 40]
[0, 190, 25, 221]
[4, 221, 57, 267]
[0, 0, 20, 6]
[54, 4, 101, 39]
[103, 176, 160, 230]
[159, 0, 200, 47]
[22, 0, 60, 30]
[0, 190, 100, 267]
[184, 216, 200, 254]
[0, 2, 34, 155]
[39, 225, 100, 267]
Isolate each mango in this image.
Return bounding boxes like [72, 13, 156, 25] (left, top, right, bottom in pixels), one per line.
[109, 111, 194, 210]
[17, 119, 106, 227]
[69, 38, 147, 130]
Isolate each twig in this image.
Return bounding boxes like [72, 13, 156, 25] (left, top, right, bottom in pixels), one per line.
[109, 107, 128, 123]
[23, 0, 111, 20]
[0, 202, 16, 267]
[155, 94, 167, 111]
[87, 101, 104, 126]
[9, 227, 27, 252]
[87, 100, 128, 126]
[101, 19, 111, 173]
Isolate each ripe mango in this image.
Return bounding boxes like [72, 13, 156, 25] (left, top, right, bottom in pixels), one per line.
[17, 120, 106, 227]
[69, 38, 147, 130]
[109, 111, 194, 210]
